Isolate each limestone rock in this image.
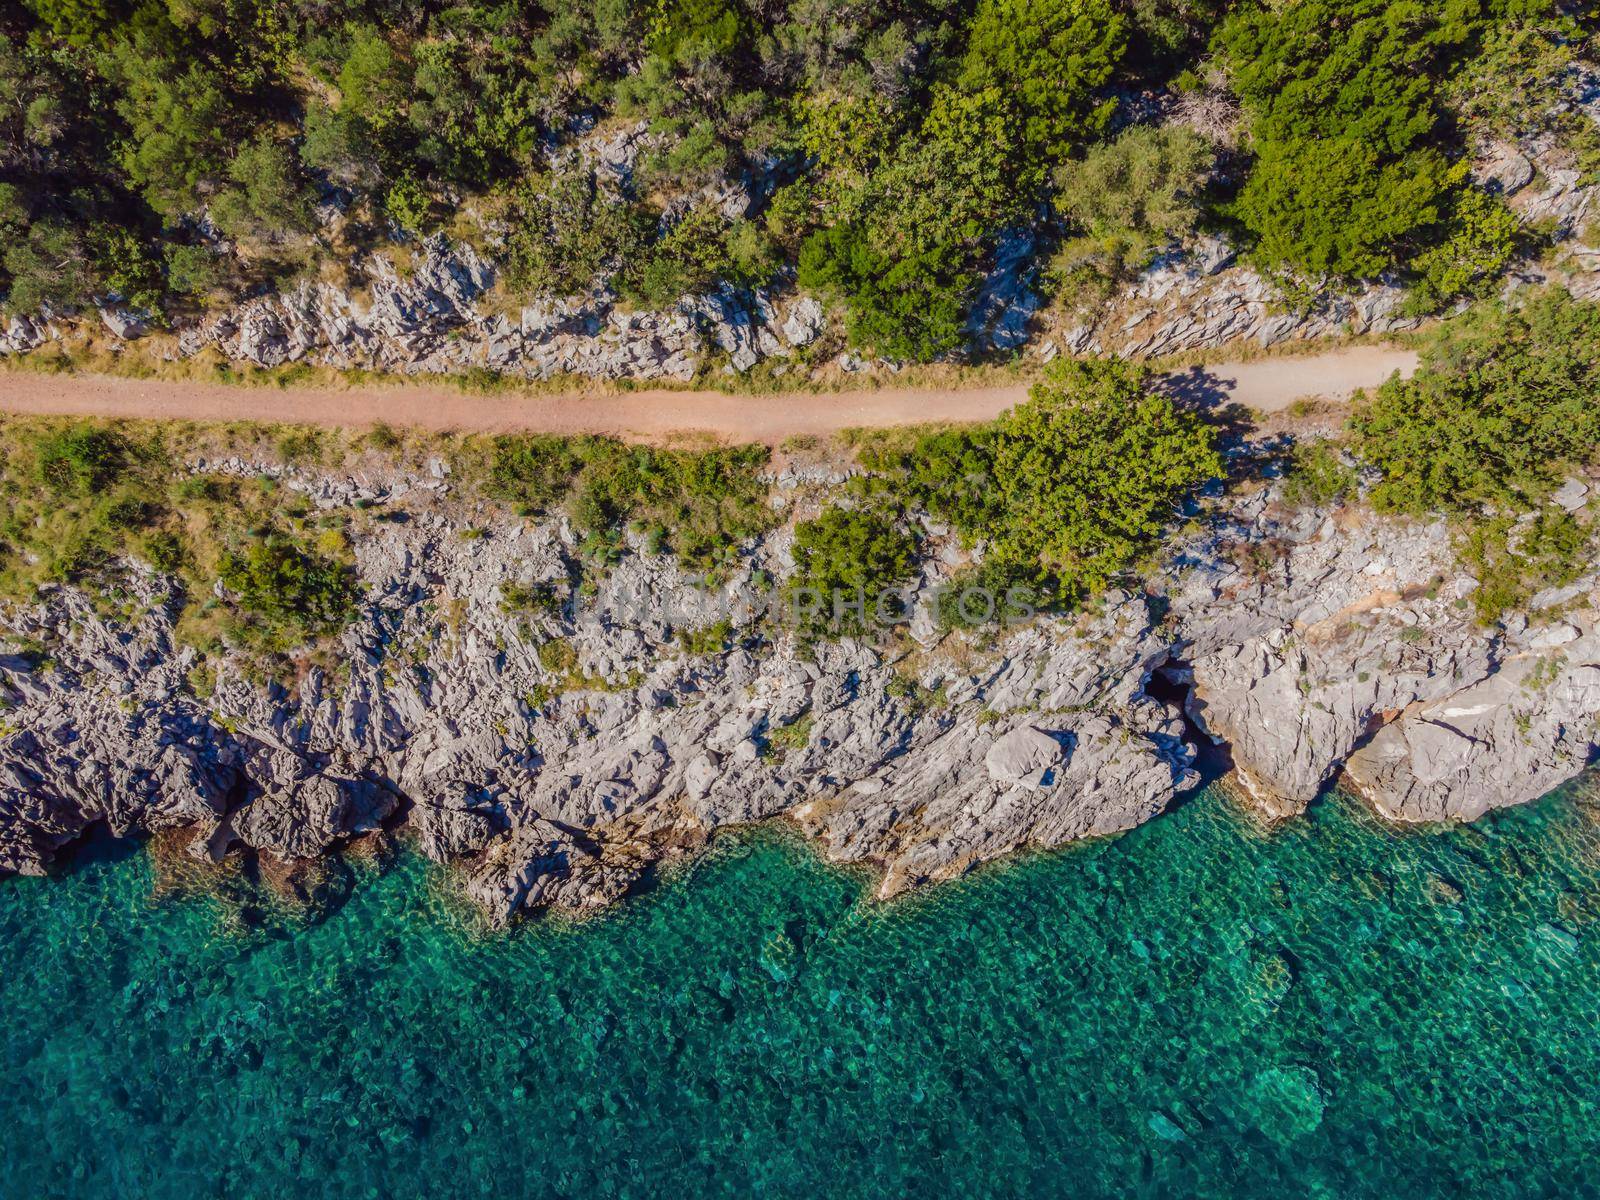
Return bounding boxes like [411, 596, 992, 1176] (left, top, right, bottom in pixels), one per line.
[1473, 143, 1535, 196]
[4, 464, 1600, 923]
[984, 726, 1070, 785]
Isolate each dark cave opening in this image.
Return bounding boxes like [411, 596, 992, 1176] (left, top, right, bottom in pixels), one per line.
[1147, 658, 1235, 789]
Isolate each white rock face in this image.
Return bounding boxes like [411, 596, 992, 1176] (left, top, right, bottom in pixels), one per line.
[2, 467, 1599, 922]
[985, 726, 1069, 785]
[99, 306, 147, 340]
[1473, 142, 1536, 196]
[0, 486, 1199, 920]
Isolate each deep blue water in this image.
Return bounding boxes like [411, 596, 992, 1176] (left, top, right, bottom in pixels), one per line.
[6, 783, 1600, 1199]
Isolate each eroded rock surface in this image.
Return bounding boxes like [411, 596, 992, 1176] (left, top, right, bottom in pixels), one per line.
[3, 470, 1598, 921]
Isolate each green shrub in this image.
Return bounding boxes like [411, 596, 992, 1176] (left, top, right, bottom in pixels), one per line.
[789, 505, 918, 634]
[1281, 442, 1358, 509]
[501, 580, 564, 617]
[1350, 290, 1600, 515]
[4, 217, 97, 314]
[218, 532, 357, 639]
[537, 637, 578, 674]
[1405, 177, 1520, 314]
[678, 618, 734, 655]
[1349, 290, 1600, 622]
[384, 175, 432, 233]
[92, 225, 165, 316]
[1051, 124, 1214, 280]
[954, 0, 1128, 181]
[766, 711, 814, 753]
[984, 359, 1222, 603]
[483, 435, 773, 573]
[1445, 15, 1600, 179]
[485, 435, 584, 511]
[501, 171, 653, 299]
[869, 359, 1222, 609]
[102, 492, 157, 530]
[797, 224, 975, 362]
[35, 426, 127, 495]
[1460, 511, 1589, 624]
[630, 204, 778, 306]
[857, 426, 1004, 535]
[165, 244, 228, 300]
[141, 530, 185, 573]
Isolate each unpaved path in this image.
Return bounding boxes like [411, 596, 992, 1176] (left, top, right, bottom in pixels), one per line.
[0, 345, 1416, 443]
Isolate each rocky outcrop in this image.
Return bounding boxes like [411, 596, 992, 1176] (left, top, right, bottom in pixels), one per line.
[0, 510, 1202, 921]
[1174, 486, 1600, 825]
[157, 234, 823, 383]
[2, 464, 1598, 921]
[1, 312, 51, 355]
[1042, 236, 1424, 364]
[1344, 628, 1600, 822]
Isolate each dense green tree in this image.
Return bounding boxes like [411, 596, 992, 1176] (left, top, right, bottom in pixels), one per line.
[647, 0, 746, 63]
[0, 0, 1561, 347]
[984, 358, 1223, 601]
[864, 358, 1223, 607]
[789, 504, 919, 634]
[632, 202, 778, 305]
[111, 59, 232, 218]
[21, 0, 122, 46]
[1405, 172, 1520, 313]
[798, 223, 977, 361]
[91, 223, 164, 312]
[211, 134, 315, 241]
[1350, 289, 1600, 515]
[1120, 0, 1229, 65]
[1216, 0, 1545, 283]
[0, 38, 73, 168]
[164, 242, 227, 299]
[3, 216, 96, 313]
[955, 0, 1127, 181]
[300, 100, 382, 189]
[1230, 137, 1454, 280]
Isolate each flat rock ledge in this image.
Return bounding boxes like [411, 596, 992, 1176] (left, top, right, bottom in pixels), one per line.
[3, 482, 1598, 925]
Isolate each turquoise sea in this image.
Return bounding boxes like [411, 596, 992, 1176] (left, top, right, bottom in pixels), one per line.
[6, 782, 1600, 1199]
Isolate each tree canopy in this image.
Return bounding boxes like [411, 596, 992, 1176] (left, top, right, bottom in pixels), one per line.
[0, 0, 1591, 356]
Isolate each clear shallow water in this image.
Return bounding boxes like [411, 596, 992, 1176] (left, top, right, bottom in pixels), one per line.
[6, 784, 1600, 1199]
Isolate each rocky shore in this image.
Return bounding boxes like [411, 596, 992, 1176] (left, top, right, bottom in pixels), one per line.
[3, 456, 1596, 925]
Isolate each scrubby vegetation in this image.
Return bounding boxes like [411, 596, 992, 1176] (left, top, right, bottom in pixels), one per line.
[1347, 289, 1600, 621]
[1280, 442, 1358, 510]
[217, 531, 358, 650]
[0, 418, 361, 659]
[1352, 290, 1600, 515]
[1050, 124, 1215, 287]
[478, 435, 773, 572]
[860, 358, 1223, 611]
[3, 0, 1590, 362]
[0, 417, 785, 664]
[789, 504, 919, 634]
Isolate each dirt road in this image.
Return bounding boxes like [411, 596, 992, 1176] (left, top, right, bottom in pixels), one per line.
[0, 345, 1416, 443]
